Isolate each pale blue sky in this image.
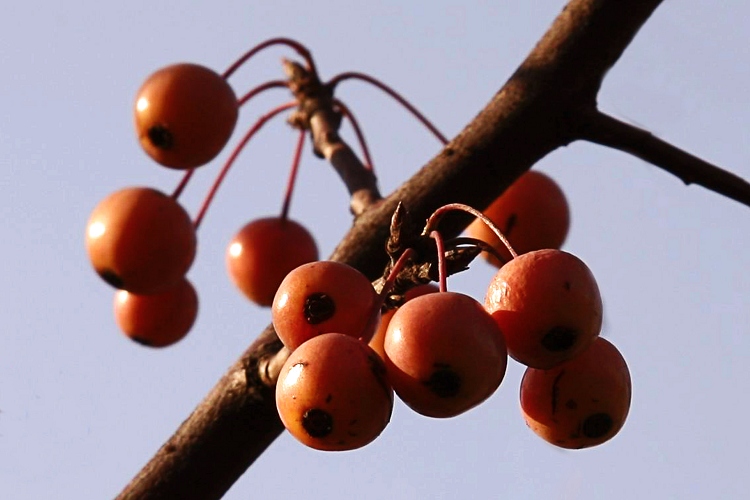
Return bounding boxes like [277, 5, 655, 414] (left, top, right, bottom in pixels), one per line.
[2, 1, 750, 499]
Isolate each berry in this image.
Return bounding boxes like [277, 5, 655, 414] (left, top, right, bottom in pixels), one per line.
[484, 249, 602, 369]
[276, 333, 393, 451]
[467, 171, 569, 266]
[383, 292, 507, 418]
[226, 217, 318, 307]
[114, 278, 198, 348]
[520, 337, 631, 449]
[85, 187, 197, 294]
[272, 261, 380, 350]
[134, 63, 238, 169]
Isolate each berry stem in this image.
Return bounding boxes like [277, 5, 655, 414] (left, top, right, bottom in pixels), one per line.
[193, 101, 298, 229]
[333, 99, 374, 172]
[429, 231, 448, 293]
[171, 169, 195, 200]
[424, 203, 518, 259]
[327, 72, 448, 145]
[377, 248, 418, 301]
[237, 80, 289, 108]
[223, 38, 317, 80]
[280, 130, 306, 221]
[445, 236, 510, 267]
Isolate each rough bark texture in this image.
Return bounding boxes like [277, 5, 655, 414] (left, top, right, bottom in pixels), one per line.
[117, 1, 675, 498]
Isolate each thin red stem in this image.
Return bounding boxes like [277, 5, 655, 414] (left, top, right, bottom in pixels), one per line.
[429, 231, 448, 293]
[237, 80, 289, 108]
[424, 203, 518, 259]
[193, 101, 298, 229]
[170, 169, 195, 200]
[327, 72, 449, 145]
[280, 130, 306, 221]
[378, 248, 418, 301]
[222, 38, 317, 80]
[333, 99, 374, 172]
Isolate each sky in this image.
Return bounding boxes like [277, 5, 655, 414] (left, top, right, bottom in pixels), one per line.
[2, 1, 750, 499]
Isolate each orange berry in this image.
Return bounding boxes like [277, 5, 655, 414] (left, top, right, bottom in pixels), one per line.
[226, 217, 318, 307]
[134, 63, 238, 169]
[384, 292, 507, 418]
[467, 170, 569, 266]
[114, 278, 198, 348]
[484, 249, 602, 369]
[520, 337, 631, 449]
[272, 261, 380, 350]
[276, 333, 393, 451]
[85, 187, 197, 294]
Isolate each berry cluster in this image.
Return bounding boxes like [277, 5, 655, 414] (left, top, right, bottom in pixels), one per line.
[86, 38, 631, 452]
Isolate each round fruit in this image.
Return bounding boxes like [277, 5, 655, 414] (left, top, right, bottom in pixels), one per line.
[384, 292, 507, 418]
[272, 261, 380, 350]
[226, 217, 318, 307]
[520, 337, 631, 449]
[276, 333, 393, 451]
[85, 187, 197, 294]
[134, 63, 238, 169]
[484, 249, 602, 369]
[113, 277, 198, 348]
[467, 170, 569, 266]
[369, 283, 439, 361]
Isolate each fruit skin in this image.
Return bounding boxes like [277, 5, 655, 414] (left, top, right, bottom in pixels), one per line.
[466, 170, 569, 266]
[114, 278, 198, 348]
[272, 261, 381, 350]
[276, 333, 393, 451]
[384, 292, 508, 418]
[484, 249, 602, 369]
[134, 63, 238, 169]
[226, 217, 318, 307]
[85, 187, 197, 294]
[369, 283, 439, 361]
[520, 337, 631, 449]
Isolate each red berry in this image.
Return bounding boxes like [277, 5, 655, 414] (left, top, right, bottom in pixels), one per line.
[467, 171, 569, 266]
[85, 187, 197, 294]
[226, 217, 318, 307]
[134, 63, 238, 169]
[384, 292, 507, 418]
[114, 278, 198, 348]
[272, 261, 380, 350]
[276, 333, 393, 451]
[484, 249, 602, 369]
[520, 337, 631, 449]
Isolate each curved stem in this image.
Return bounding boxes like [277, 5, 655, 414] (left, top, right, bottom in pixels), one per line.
[424, 203, 518, 259]
[237, 80, 289, 108]
[429, 231, 448, 293]
[280, 130, 306, 221]
[193, 101, 297, 229]
[171, 169, 195, 200]
[334, 99, 374, 171]
[327, 72, 449, 145]
[223, 37, 317, 80]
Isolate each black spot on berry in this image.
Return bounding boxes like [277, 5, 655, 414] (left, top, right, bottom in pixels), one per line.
[551, 370, 565, 414]
[302, 408, 333, 438]
[98, 269, 124, 289]
[130, 336, 154, 347]
[147, 125, 173, 150]
[504, 213, 518, 237]
[367, 354, 393, 402]
[582, 413, 613, 439]
[325, 394, 333, 404]
[424, 364, 461, 398]
[565, 399, 577, 410]
[541, 327, 577, 352]
[304, 293, 335, 325]
[563, 281, 571, 291]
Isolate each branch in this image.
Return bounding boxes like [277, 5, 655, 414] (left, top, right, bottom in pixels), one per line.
[579, 111, 750, 207]
[117, 1, 668, 498]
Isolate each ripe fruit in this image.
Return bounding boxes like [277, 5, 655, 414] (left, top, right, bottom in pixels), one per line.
[276, 333, 393, 451]
[85, 187, 197, 294]
[384, 292, 507, 418]
[114, 278, 198, 347]
[134, 63, 238, 169]
[466, 170, 569, 266]
[520, 337, 631, 449]
[226, 217, 318, 307]
[369, 283, 439, 360]
[484, 249, 602, 369]
[272, 261, 380, 350]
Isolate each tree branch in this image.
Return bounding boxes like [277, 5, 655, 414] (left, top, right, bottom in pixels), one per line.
[579, 111, 750, 207]
[117, 0, 672, 498]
